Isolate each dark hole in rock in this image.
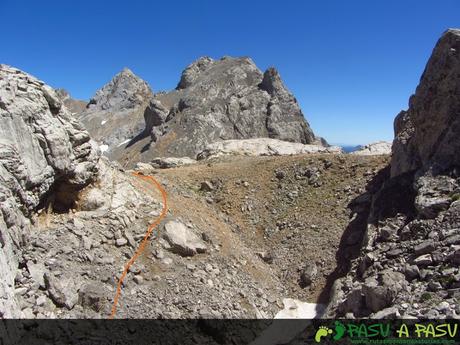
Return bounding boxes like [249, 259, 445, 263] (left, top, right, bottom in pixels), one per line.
[36, 177, 87, 214]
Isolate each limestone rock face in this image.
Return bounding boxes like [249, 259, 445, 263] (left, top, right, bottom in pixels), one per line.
[326, 29, 460, 319]
[77, 68, 153, 149]
[350, 141, 392, 156]
[391, 29, 460, 177]
[0, 64, 99, 316]
[197, 138, 342, 160]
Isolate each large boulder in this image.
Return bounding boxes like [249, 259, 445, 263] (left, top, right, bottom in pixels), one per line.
[150, 157, 196, 169]
[0, 64, 99, 316]
[163, 220, 207, 256]
[44, 273, 80, 310]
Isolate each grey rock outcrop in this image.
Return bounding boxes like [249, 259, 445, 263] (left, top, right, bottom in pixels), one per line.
[350, 141, 392, 156]
[151, 57, 315, 156]
[0, 64, 99, 317]
[107, 56, 318, 164]
[77, 68, 153, 150]
[197, 138, 342, 160]
[326, 29, 460, 319]
[391, 29, 460, 177]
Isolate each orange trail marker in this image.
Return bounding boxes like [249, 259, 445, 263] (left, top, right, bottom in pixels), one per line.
[109, 172, 168, 319]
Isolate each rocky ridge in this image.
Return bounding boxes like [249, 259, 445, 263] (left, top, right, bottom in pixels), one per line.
[326, 29, 460, 319]
[196, 138, 342, 160]
[88, 56, 321, 165]
[148, 57, 318, 157]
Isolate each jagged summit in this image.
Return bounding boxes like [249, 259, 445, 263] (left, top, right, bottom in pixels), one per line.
[176, 56, 215, 89]
[136, 55, 316, 160]
[259, 67, 287, 97]
[77, 68, 153, 149]
[86, 68, 152, 111]
[77, 55, 318, 164]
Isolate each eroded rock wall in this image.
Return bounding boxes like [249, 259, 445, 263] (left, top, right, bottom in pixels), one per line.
[0, 64, 99, 317]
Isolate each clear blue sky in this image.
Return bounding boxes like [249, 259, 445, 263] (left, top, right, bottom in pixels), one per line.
[1, 1, 459, 145]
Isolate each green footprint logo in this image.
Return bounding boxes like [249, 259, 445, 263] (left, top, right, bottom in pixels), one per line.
[314, 326, 333, 343]
[333, 321, 346, 341]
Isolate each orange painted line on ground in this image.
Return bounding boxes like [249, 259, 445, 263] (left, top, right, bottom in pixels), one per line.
[109, 172, 168, 319]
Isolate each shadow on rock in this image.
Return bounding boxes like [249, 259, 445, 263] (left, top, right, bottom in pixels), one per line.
[316, 165, 391, 307]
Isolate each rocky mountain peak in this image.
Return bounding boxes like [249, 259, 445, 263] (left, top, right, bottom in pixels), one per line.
[259, 67, 287, 97]
[77, 68, 154, 149]
[131, 55, 316, 160]
[391, 28, 460, 177]
[176, 56, 215, 89]
[74, 56, 318, 163]
[87, 68, 152, 112]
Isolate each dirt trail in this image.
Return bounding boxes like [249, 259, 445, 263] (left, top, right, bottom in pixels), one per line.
[109, 172, 168, 319]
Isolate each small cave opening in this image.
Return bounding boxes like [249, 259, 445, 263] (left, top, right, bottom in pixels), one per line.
[36, 177, 86, 214]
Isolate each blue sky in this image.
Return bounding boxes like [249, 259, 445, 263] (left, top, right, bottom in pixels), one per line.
[1, 1, 459, 145]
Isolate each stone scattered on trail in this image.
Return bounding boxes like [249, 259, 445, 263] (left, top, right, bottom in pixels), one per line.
[79, 283, 106, 312]
[163, 220, 207, 256]
[26, 261, 46, 288]
[300, 262, 318, 287]
[200, 181, 214, 192]
[151, 157, 196, 169]
[80, 188, 106, 211]
[257, 251, 274, 264]
[44, 273, 80, 310]
[115, 238, 128, 247]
